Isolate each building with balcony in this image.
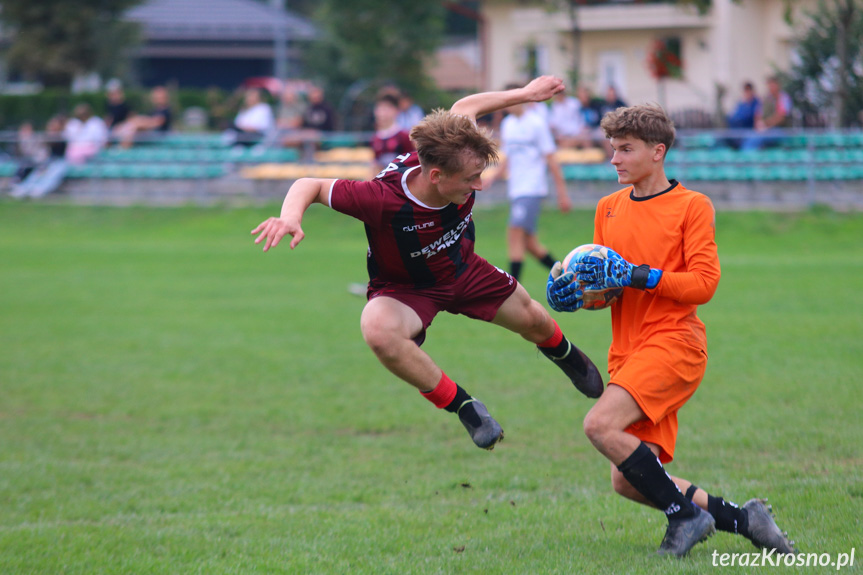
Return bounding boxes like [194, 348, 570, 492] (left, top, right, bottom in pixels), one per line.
[479, 0, 817, 123]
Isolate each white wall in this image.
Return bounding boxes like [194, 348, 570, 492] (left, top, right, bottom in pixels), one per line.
[480, 0, 817, 118]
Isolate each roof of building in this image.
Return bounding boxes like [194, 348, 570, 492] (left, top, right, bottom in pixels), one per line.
[127, 0, 317, 42]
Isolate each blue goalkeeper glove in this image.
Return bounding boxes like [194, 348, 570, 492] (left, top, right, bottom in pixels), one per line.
[546, 261, 585, 312]
[574, 247, 663, 290]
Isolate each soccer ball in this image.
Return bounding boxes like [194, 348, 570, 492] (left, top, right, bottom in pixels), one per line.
[561, 243, 623, 311]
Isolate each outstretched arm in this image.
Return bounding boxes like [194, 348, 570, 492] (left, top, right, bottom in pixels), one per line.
[251, 177, 335, 252]
[450, 76, 565, 122]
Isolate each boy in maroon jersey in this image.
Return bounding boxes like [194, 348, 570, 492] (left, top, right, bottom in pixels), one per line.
[252, 76, 603, 450]
[371, 94, 415, 174]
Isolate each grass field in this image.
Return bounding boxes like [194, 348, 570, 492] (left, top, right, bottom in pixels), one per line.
[1, 200, 861, 574]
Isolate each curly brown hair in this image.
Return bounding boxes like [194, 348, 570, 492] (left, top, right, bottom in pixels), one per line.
[410, 109, 499, 174]
[600, 104, 675, 154]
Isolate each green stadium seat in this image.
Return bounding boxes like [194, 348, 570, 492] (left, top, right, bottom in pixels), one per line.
[205, 164, 226, 178]
[680, 133, 716, 149]
[784, 134, 809, 148]
[686, 149, 713, 163]
[760, 148, 787, 162]
[159, 134, 227, 149]
[0, 162, 19, 177]
[814, 165, 846, 180]
[815, 149, 843, 163]
[99, 164, 126, 178]
[847, 164, 863, 179]
[711, 148, 738, 163]
[664, 151, 681, 165]
[784, 149, 810, 163]
[717, 165, 750, 181]
[845, 132, 863, 147]
[733, 149, 761, 164]
[684, 165, 713, 181]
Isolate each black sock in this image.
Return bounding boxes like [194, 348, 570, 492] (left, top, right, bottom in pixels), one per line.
[539, 253, 556, 269]
[617, 442, 695, 520]
[541, 336, 591, 373]
[442, 384, 480, 425]
[443, 384, 472, 413]
[684, 484, 699, 502]
[509, 261, 522, 281]
[708, 494, 750, 535]
[542, 335, 571, 359]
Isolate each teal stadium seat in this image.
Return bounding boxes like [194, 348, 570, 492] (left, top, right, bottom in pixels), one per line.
[680, 133, 716, 149]
[815, 149, 843, 163]
[159, 134, 226, 148]
[0, 162, 19, 177]
[561, 164, 615, 181]
[684, 165, 714, 181]
[711, 148, 738, 163]
[814, 165, 846, 180]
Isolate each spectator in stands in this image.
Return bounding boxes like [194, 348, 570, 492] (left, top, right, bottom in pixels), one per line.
[224, 87, 275, 147]
[206, 87, 233, 131]
[563, 86, 604, 150]
[727, 81, 759, 129]
[370, 94, 415, 173]
[577, 86, 602, 131]
[396, 92, 424, 131]
[276, 84, 308, 148]
[742, 76, 792, 150]
[64, 103, 109, 164]
[599, 85, 627, 118]
[277, 85, 307, 132]
[302, 86, 336, 133]
[548, 88, 585, 148]
[46, 115, 68, 160]
[12, 122, 49, 185]
[595, 85, 626, 157]
[105, 79, 131, 129]
[114, 86, 173, 148]
[724, 81, 760, 149]
[10, 115, 70, 198]
[757, 76, 793, 130]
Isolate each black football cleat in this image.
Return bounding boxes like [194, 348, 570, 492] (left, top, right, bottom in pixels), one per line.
[657, 505, 716, 557]
[457, 399, 504, 450]
[538, 340, 604, 398]
[743, 499, 796, 554]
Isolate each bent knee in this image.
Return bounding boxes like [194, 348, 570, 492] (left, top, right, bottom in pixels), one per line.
[360, 307, 419, 361]
[360, 318, 396, 356]
[582, 409, 610, 444]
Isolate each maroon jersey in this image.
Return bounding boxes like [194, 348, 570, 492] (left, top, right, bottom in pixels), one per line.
[371, 126, 414, 168]
[329, 152, 478, 289]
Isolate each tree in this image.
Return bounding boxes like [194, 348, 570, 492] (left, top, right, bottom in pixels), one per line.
[1, 0, 143, 87]
[305, 0, 447, 128]
[783, 0, 863, 128]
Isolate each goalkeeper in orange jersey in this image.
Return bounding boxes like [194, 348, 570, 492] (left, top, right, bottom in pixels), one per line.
[546, 104, 796, 557]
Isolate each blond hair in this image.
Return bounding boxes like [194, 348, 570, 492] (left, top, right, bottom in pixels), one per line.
[600, 104, 675, 154]
[410, 109, 499, 174]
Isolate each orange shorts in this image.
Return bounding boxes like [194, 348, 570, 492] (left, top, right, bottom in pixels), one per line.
[609, 337, 707, 463]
